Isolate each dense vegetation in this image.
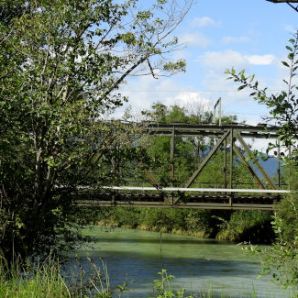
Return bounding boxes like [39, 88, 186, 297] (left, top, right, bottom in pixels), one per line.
[94, 207, 274, 244]
[227, 32, 298, 289]
[0, 0, 191, 263]
[0, 0, 297, 295]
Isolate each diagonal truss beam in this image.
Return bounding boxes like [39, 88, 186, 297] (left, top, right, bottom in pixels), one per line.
[185, 131, 230, 188]
[233, 145, 266, 189]
[235, 132, 276, 189]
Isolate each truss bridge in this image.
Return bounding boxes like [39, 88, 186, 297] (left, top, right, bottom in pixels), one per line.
[76, 122, 292, 210]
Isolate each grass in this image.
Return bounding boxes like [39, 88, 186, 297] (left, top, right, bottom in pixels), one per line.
[0, 262, 70, 298]
[0, 257, 112, 298]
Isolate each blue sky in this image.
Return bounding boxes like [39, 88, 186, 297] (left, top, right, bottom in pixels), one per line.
[115, 0, 298, 125]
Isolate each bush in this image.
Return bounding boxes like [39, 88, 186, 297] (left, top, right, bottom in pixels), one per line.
[216, 210, 274, 243]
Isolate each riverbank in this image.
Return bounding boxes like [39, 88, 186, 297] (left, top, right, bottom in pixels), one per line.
[92, 207, 275, 244]
[96, 219, 207, 238]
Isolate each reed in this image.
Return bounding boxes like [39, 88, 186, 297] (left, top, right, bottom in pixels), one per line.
[0, 260, 70, 298]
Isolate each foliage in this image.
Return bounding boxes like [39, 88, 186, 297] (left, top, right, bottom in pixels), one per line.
[259, 163, 298, 289]
[216, 210, 274, 243]
[141, 103, 213, 124]
[227, 31, 298, 288]
[152, 269, 193, 298]
[96, 206, 275, 243]
[0, 257, 114, 297]
[0, 261, 70, 298]
[260, 242, 298, 290]
[0, 0, 192, 262]
[96, 206, 221, 237]
[273, 162, 298, 243]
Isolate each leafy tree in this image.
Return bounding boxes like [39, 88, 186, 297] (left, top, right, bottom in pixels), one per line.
[227, 31, 298, 288]
[0, 0, 191, 262]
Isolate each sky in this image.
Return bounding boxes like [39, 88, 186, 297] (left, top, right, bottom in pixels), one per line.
[113, 0, 298, 126]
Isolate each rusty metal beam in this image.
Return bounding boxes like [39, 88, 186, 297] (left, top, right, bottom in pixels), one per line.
[184, 131, 230, 188]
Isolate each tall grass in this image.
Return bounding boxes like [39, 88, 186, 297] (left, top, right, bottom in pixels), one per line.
[0, 257, 112, 298]
[0, 261, 70, 298]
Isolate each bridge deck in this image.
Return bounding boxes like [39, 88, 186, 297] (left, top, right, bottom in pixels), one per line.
[76, 200, 276, 210]
[75, 187, 288, 210]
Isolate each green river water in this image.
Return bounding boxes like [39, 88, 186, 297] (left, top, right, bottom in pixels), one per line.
[65, 227, 294, 298]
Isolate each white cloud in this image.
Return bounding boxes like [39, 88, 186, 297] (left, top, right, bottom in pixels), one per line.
[198, 50, 247, 69]
[191, 16, 218, 28]
[222, 35, 250, 45]
[110, 76, 212, 119]
[111, 51, 277, 122]
[165, 91, 211, 111]
[179, 33, 210, 48]
[198, 50, 276, 69]
[284, 24, 296, 34]
[246, 54, 275, 65]
[192, 50, 278, 125]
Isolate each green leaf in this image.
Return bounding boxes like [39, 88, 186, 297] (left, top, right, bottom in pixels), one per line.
[288, 53, 294, 60]
[282, 61, 290, 67]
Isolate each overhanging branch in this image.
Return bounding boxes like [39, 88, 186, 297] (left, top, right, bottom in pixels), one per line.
[266, 0, 298, 12]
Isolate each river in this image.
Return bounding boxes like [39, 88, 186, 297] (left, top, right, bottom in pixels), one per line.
[65, 227, 293, 298]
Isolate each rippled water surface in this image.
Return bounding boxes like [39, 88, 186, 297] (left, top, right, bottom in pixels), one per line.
[65, 227, 294, 297]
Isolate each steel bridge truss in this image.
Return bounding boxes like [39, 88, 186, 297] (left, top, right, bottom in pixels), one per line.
[76, 123, 290, 210]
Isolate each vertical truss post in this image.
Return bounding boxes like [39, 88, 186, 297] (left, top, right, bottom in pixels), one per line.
[229, 129, 234, 206]
[277, 138, 281, 187]
[224, 138, 228, 188]
[213, 97, 222, 126]
[197, 138, 201, 164]
[170, 128, 175, 185]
